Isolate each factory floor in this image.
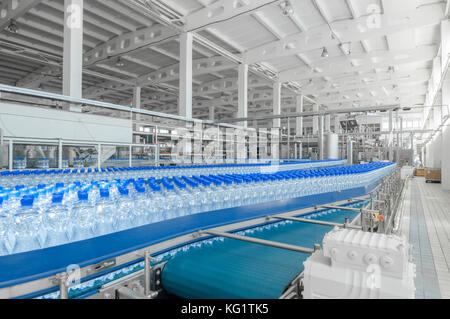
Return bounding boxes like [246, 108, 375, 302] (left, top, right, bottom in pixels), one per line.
[400, 177, 450, 299]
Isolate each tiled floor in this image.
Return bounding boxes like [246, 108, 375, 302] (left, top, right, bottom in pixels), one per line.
[402, 177, 450, 299]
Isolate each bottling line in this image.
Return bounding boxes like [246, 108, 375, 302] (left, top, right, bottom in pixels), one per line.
[0, 160, 415, 299]
[2, 0, 448, 302]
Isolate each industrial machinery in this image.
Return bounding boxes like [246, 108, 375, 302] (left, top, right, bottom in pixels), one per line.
[0, 162, 413, 300]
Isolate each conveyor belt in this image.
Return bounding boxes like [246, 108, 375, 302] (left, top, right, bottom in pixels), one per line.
[161, 204, 362, 299]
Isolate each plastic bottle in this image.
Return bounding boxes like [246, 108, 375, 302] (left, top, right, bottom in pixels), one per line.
[44, 193, 71, 248]
[71, 191, 96, 242]
[0, 197, 13, 255]
[11, 196, 43, 254]
[93, 189, 116, 236]
[115, 188, 135, 231]
[134, 186, 151, 227]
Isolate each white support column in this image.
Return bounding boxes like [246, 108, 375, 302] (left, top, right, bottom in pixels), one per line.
[238, 63, 248, 128]
[179, 32, 193, 118]
[273, 82, 281, 128]
[313, 104, 319, 135]
[209, 106, 215, 121]
[388, 110, 393, 161]
[434, 105, 442, 129]
[133, 86, 141, 122]
[324, 114, 331, 133]
[295, 95, 303, 137]
[318, 115, 324, 160]
[133, 86, 141, 110]
[441, 66, 450, 189]
[334, 115, 341, 134]
[63, 0, 83, 112]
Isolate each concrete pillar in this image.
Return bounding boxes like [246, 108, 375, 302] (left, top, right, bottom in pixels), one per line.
[238, 63, 248, 128]
[179, 32, 193, 118]
[434, 105, 442, 129]
[133, 86, 141, 121]
[273, 82, 281, 128]
[432, 133, 442, 168]
[313, 104, 319, 135]
[318, 115, 324, 160]
[334, 115, 341, 134]
[442, 118, 450, 190]
[295, 95, 303, 137]
[209, 106, 215, 121]
[442, 78, 450, 190]
[63, 0, 83, 112]
[324, 114, 331, 132]
[388, 110, 393, 161]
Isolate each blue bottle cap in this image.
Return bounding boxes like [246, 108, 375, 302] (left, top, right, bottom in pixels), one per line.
[52, 194, 64, 203]
[21, 197, 34, 207]
[15, 185, 25, 191]
[77, 191, 88, 201]
[136, 187, 146, 194]
[119, 188, 129, 196]
[150, 184, 161, 192]
[100, 189, 110, 198]
[164, 183, 174, 190]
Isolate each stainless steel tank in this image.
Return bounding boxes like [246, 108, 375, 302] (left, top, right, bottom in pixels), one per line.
[325, 133, 339, 159]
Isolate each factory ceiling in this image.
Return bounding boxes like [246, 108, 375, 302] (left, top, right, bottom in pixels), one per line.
[0, 0, 446, 121]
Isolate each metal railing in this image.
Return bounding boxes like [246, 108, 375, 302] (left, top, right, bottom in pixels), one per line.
[1, 136, 158, 170]
[338, 168, 405, 234]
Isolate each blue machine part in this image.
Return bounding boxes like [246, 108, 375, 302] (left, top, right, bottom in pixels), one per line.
[160, 204, 362, 299]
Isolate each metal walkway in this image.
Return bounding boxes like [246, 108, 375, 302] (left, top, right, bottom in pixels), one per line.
[402, 178, 450, 299]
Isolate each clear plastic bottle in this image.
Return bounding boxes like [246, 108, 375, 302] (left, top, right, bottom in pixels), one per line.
[115, 188, 135, 231]
[93, 189, 116, 236]
[134, 186, 151, 227]
[11, 196, 44, 254]
[44, 193, 71, 248]
[148, 184, 165, 223]
[0, 197, 13, 256]
[71, 191, 96, 242]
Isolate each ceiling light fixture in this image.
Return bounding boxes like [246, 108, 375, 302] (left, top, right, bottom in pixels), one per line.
[338, 42, 351, 55]
[281, 1, 294, 16]
[321, 47, 329, 58]
[5, 20, 18, 33]
[115, 57, 125, 67]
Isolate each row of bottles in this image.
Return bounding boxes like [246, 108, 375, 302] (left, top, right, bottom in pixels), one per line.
[0, 162, 395, 256]
[0, 159, 347, 188]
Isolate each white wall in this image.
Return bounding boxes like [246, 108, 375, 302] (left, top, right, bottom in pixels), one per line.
[0, 103, 132, 143]
[442, 120, 450, 190]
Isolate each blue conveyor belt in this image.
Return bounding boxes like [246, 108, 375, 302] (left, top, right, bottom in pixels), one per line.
[161, 205, 362, 299]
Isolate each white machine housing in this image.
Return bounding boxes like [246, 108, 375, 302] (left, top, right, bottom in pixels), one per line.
[303, 228, 416, 299]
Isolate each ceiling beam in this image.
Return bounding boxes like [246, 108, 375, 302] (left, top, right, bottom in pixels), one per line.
[182, 0, 279, 31]
[136, 55, 235, 86]
[279, 45, 437, 82]
[83, 25, 178, 67]
[0, 0, 43, 30]
[242, 4, 444, 64]
[83, 56, 234, 98]
[303, 69, 431, 95]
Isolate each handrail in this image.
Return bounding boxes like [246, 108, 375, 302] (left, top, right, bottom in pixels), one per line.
[2, 135, 158, 170]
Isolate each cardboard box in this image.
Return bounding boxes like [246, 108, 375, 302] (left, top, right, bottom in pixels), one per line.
[415, 168, 425, 177]
[425, 168, 441, 182]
